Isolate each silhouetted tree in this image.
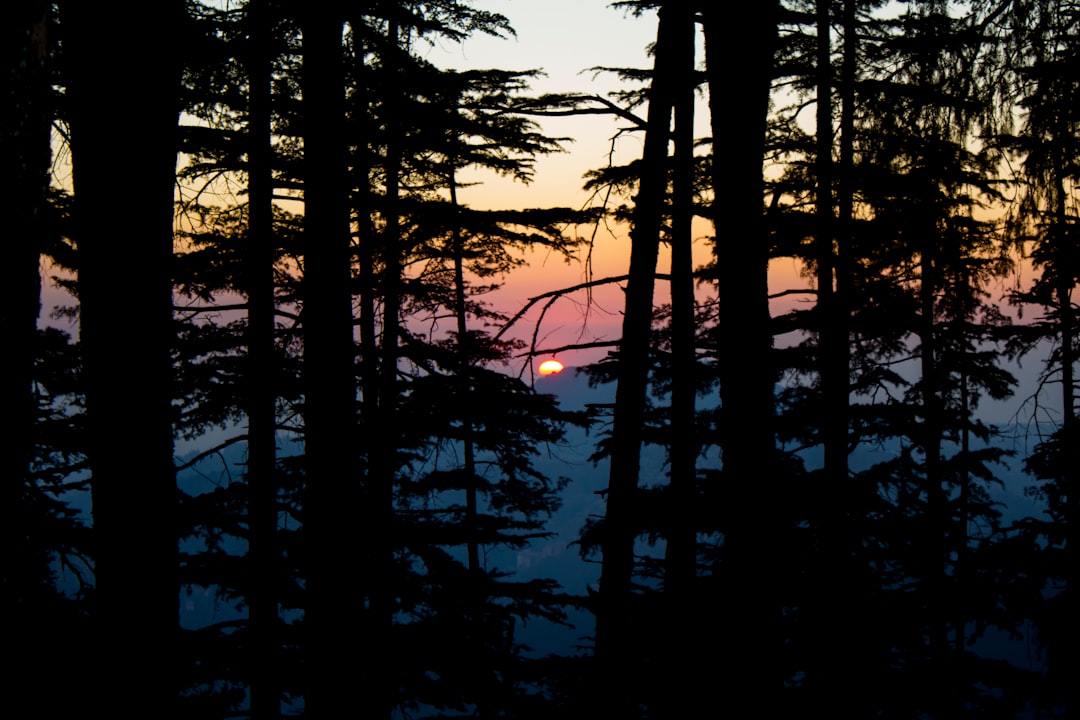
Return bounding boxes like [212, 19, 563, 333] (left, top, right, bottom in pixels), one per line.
[245, 1, 282, 716]
[1002, 1, 1080, 713]
[590, 2, 687, 715]
[299, 6, 364, 718]
[660, 7, 701, 716]
[63, 0, 186, 715]
[840, 3, 1023, 713]
[0, 8, 94, 711]
[1, 0, 54, 621]
[703, 0, 786, 712]
[21, 1, 1079, 716]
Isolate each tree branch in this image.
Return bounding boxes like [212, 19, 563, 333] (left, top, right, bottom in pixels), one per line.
[175, 435, 246, 472]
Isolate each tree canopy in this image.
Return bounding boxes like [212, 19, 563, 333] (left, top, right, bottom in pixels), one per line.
[8, 1, 1080, 717]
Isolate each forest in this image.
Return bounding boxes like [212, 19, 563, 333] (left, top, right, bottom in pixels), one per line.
[3, 0, 1080, 717]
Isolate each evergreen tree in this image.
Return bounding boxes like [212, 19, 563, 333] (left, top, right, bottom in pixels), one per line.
[1001, 1, 1080, 713]
[63, 0, 186, 715]
[0, 0, 65, 649]
[593, 10, 683, 714]
[703, 0, 786, 712]
[0, 9, 90, 694]
[17, 0, 1080, 715]
[245, 0, 283, 715]
[835, 3, 1022, 713]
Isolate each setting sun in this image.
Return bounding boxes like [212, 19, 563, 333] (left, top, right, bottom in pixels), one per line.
[537, 359, 565, 375]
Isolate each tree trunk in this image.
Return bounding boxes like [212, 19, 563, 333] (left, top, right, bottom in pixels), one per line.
[919, 236, 951, 719]
[594, 8, 681, 710]
[662, 9, 698, 716]
[811, 2, 859, 714]
[65, 1, 184, 716]
[448, 170, 481, 578]
[817, 0, 850, 489]
[300, 9, 361, 717]
[704, 0, 781, 710]
[359, 6, 406, 716]
[0, 0, 50, 612]
[0, 6, 72, 709]
[1052, 146, 1079, 720]
[246, 1, 281, 716]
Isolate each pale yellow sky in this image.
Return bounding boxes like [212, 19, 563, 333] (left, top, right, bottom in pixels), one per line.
[433, 0, 659, 211]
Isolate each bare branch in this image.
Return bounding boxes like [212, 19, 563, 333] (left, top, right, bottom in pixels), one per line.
[768, 288, 817, 299]
[495, 272, 675, 341]
[175, 435, 246, 472]
[518, 340, 620, 358]
[494, 275, 630, 341]
[514, 94, 647, 129]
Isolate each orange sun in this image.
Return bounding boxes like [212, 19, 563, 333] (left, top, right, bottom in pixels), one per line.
[538, 359, 565, 375]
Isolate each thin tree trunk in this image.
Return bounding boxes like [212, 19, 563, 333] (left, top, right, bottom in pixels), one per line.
[955, 358, 970, 655]
[663, 0, 698, 603]
[920, 239, 950, 719]
[835, 3, 873, 709]
[448, 170, 481, 577]
[662, 10, 698, 716]
[817, 0, 850, 489]
[65, 1, 184, 716]
[358, 7, 405, 716]
[812, 2, 859, 714]
[594, 7, 681, 710]
[347, 21, 395, 716]
[449, 164, 497, 718]
[1053, 149, 1079, 720]
[348, 14, 380, 516]
[245, 1, 281, 715]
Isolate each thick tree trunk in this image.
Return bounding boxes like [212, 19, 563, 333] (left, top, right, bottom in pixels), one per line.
[300, 10, 361, 717]
[1, 0, 49, 612]
[65, 1, 184, 716]
[0, 6, 72, 709]
[704, 0, 781, 709]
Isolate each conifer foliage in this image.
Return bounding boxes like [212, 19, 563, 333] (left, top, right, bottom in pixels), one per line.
[9, 1, 1080, 718]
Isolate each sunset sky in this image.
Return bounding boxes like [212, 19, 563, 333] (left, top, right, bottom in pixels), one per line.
[431, 1, 813, 370]
[438, 1, 671, 370]
[39, 2, 813, 372]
